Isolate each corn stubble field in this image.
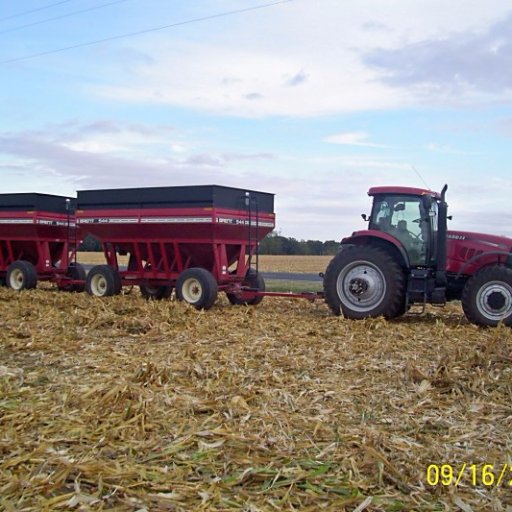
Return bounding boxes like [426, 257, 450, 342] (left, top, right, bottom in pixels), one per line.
[1, 257, 512, 511]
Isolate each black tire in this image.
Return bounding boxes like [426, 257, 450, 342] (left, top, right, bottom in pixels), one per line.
[85, 265, 122, 297]
[227, 269, 265, 306]
[323, 245, 406, 319]
[6, 260, 38, 291]
[461, 265, 512, 327]
[59, 263, 86, 292]
[176, 268, 218, 310]
[139, 284, 173, 300]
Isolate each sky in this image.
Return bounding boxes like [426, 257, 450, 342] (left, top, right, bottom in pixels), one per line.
[1, 0, 512, 241]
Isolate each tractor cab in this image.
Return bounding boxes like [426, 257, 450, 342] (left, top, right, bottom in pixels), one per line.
[367, 187, 441, 268]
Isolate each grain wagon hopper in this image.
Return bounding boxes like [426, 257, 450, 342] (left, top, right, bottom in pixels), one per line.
[0, 193, 84, 291]
[76, 185, 275, 309]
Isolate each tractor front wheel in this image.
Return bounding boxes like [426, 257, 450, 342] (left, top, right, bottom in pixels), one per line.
[323, 245, 406, 319]
[461, 265, 512, 326]
[176, 268, 218, 310]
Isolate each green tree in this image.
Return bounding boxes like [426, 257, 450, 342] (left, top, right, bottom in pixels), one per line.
[259, 232, 340, 255]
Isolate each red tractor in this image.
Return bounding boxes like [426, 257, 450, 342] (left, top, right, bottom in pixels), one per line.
[323, 185, 512, 326]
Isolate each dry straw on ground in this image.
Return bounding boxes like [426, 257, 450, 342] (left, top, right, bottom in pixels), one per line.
[1, 286, 511, 511]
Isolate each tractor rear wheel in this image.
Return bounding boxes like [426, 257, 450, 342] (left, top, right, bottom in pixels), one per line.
[461, 265, 512, 326]
[227, 269, 265, 306]
[323, 245, 405, 319]
[176, 268, 218, 310]
[86, 265, 122, 297]
[139, 284, 173, 300]
[6, 260, 37, 291]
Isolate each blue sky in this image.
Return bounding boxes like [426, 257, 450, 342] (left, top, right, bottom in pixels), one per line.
[1, 0, 512, 240]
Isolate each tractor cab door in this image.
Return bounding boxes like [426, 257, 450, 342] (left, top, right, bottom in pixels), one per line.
[369, 194, 431, 267]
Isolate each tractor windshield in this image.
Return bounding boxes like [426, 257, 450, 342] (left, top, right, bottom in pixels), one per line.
[369, 194, 429, 266]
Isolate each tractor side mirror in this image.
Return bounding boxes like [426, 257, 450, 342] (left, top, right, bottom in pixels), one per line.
[361, 213, 369, 222]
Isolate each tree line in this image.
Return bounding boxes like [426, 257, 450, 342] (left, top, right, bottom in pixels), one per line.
[79, 231, 340, 256]
[257, 231, 340, 255]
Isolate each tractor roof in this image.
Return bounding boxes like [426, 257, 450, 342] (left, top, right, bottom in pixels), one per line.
[368, 186, 441, 199]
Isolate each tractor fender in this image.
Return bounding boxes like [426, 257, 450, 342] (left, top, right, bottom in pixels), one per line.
[455, 250, 512, 279]
[341, 230, 410, 269]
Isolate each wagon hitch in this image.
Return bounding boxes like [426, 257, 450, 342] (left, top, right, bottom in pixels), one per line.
[249, 289, 323, 303]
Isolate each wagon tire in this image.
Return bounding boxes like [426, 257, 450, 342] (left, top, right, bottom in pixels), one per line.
[461, 265, 512, 327]
[86, 265, 122, 297]
[323, 245, 405, 319]
[139, 284, 173, 300]
[227, 269, 265, 306]
[59, 262, 86, 292]
[6, 260, 37, 291]
[176, 268, 218, 310]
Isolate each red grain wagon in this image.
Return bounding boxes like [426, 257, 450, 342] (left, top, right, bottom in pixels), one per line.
[76, 185, 275, 309]
[0, 193, 84, 291]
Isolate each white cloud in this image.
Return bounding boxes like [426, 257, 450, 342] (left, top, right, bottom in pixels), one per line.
[54, 121, 185, 158]
[324, 131, 390, 148]
[364, 12, 512, 101]
[92, 41, 406, 118]
[425, 143, 481, 156]
[84, 1, 512, 117]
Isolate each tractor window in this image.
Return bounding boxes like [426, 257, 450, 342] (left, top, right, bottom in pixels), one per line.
[370, 195, 428, 266]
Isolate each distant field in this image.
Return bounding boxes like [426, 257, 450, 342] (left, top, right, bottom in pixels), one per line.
[77, 251, 128, 265]
[77, 252, 332, 273]
[257, 255, 332, 273]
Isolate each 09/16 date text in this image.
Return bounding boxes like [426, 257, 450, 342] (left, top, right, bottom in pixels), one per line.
[427, 464, 512, 488]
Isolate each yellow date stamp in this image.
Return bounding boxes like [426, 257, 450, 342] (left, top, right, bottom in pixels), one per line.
[427, 464, 512, 487]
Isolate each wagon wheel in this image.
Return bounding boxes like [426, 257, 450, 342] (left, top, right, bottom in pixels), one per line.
[6, 260, 38, 291]
[85, 265, 122, 297]
[176, 268, 218, 310]
[227, 269, 265, 306]
[139, 284, 173, 300]
[58, 262, 86, 292]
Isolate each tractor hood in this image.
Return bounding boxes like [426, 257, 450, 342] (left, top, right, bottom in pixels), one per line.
[446, 230, 512, 273]
[447, 230, 512, 250]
